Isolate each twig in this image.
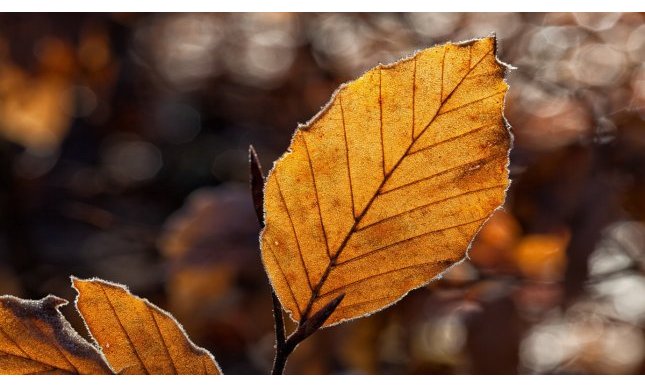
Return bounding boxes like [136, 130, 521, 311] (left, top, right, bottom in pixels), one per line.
[249, 145, 266, 226]
[249, 145, 344, 374]
[271, 293, 345, 375]
[249, 145, 287, 371]
[271, 291, 286, 350]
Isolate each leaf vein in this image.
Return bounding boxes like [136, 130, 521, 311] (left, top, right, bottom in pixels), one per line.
[0, 330, 74, 373]
[379, 153, 505, 196]
[0, 324, 30, 357]
[275, 175, 314, 292]
[407, 123, 494, 157]
[411, 56, 417, 142]
[339, 95, 356, 219]
[0, 347, 67, 373]
[332, 295, 396, 314]
[465, 70, 501, 80]
[148, 308, 178, 374]
[414, 46, 494, 143]
[437, 90, 505, 117]
[357, 183, 506, 232]
[97, 285, 151, 374]
[2, 314, 78, 373]
[379, 67, 385, 177]
[267, 242, 303, 315]
[20, 314, 80, 374]
[320, 259, 456, 299]
[303, 137, 331, 259]
[337, 216, 486, 268]
[440, 45, 446, 101]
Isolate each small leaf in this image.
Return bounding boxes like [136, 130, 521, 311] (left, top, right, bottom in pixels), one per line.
[72, 278, 221, 375]
[260, 36, 512, 326]
[0, 295, 113, 375]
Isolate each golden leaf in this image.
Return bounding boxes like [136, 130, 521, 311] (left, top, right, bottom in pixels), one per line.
[0, 295, 112, 375]
[261, 36, 512, 327]
[72, 278, 221, 374]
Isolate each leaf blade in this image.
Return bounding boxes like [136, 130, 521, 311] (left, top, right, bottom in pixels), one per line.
[72, 278, 221, 375]
[0, 295, 113, 375]
[261, 36, 512, 326]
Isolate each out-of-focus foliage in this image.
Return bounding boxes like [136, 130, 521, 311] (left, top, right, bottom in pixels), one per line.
[0, 13, 644, 374]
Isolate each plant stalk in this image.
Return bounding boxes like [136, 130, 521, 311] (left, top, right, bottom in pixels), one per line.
[249, 145, 344, 375]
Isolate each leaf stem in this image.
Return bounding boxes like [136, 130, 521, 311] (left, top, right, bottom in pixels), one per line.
[271, 291, 287, 363]
[249, 145, 290, 374]
[249, 145, 344, 375]
[271, 293, 345, 374]
[271, 326, 296, 375]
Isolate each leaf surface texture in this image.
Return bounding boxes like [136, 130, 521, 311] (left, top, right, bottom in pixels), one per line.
[0, 295, 112, 375]
[73, 278, 221, 374]
[260, 37, 512, 326]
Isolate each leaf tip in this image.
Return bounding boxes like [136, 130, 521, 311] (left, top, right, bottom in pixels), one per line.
[69, 275, 81, 287]
[42, 294, 69, 309]
[0, 293, 68, 311]
[70, 276, 95, 294]
[248, 143, 257, 157]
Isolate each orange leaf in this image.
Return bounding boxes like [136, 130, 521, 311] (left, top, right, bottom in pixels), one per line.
[72, 278, 221, 374]
[0, 295, 113, 375]
[261, 36, 512, 327]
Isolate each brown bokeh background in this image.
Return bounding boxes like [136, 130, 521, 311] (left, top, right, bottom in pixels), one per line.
[0, 12, 644, 374]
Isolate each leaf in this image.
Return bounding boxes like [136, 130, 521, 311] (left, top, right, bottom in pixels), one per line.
[260, 36, 512, 327]
[0, 295, 113, 375]
[72, 278, 221, 374]
[0, 278, 222, 375]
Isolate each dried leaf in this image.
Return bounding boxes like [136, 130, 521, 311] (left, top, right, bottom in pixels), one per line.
[72, 278, 221, 374]
[0, 295, 112, 375]
[261, 36, 512, 326]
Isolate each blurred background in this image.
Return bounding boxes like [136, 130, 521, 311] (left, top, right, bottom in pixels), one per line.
[0, 12, 644, 374]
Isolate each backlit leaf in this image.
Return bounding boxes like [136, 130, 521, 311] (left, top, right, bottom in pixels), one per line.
[260, 36, 512, 326]
[72, 278, 221, 374]
[0, 295, 113, 375]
